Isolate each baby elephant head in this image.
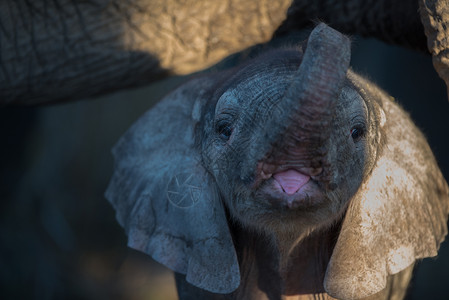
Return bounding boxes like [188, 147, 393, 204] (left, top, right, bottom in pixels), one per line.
[200, 24, 376, 240]
[106, 24, 449, 299]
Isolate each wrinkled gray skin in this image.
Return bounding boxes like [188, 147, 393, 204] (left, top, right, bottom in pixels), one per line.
[106, 24, 449, 300]
[200, 42, 360, 245]
[2, 0, 449, 105]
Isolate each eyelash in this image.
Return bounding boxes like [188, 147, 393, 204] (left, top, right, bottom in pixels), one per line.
[215, 120, 233, 140]
[350, 125, 365, 142]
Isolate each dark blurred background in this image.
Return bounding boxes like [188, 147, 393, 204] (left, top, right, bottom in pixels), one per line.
[1, 35, 448, 300]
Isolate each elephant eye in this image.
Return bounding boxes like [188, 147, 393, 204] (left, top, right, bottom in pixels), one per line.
[351, 126, 365, 142]
[216, 121, 233, 140]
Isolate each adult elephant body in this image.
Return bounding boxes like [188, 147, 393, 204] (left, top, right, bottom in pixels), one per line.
[1, 0, 449, 105]
[2, 2, 449, 299]
[0, 0, 290, 104]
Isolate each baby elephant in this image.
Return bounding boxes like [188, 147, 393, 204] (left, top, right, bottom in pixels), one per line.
[105, 24, 449, 300]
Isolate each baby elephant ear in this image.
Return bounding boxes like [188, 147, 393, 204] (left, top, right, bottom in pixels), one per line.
[105, 77, 240, 293]
[324, 76, 449, 299]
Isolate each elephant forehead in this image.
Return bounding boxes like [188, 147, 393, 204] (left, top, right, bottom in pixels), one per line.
[336, 86, 368, 120]
[215, 73, 292, 114]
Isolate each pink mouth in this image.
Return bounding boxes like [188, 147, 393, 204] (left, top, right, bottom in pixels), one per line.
[273, 169, 311, 195]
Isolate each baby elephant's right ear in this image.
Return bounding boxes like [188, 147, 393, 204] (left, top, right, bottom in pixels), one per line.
[105, 77, 240, 294]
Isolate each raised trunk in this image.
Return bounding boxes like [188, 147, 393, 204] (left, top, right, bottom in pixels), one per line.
[262, 24, 350, 182]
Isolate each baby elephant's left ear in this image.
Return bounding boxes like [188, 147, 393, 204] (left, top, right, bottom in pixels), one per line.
[325, 76, 449, 300]
[105, 76, 240, 293]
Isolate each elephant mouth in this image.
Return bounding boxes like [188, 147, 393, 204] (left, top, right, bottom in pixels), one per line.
[273, 169, 310, 195]
[253, 161, 326, 209]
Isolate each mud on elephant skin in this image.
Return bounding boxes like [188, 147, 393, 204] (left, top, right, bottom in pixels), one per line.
[3, 0, 449, 105]
[106, 24, 449, 299]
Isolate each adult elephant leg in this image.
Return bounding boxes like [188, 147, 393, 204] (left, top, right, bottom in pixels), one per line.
[0, 0, 291, 105]
[420, 0, 449, 100]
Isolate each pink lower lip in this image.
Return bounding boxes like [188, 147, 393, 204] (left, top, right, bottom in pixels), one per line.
[273, 169, 311, 195]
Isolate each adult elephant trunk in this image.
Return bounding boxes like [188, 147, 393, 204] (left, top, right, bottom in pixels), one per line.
[254, 24, 350, 189]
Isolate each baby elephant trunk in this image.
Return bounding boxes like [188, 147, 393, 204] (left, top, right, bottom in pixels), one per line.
[267, 24, 351, 182]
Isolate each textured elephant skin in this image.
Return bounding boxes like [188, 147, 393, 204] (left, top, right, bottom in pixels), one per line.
[276, 0, 426, 50]
[0, 0, 290, 105]
[106, 24, 449, 300]
[1, 0, 449, 105]
[420, 0, 449, 99]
